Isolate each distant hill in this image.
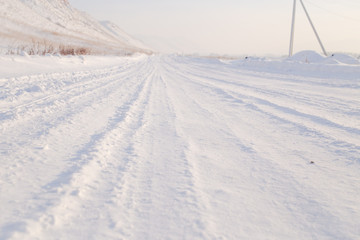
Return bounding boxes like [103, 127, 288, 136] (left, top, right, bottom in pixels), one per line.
[0, 0, 151, 55]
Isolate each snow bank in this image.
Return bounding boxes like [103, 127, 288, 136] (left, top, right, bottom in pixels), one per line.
[287, 51, 359, 65]
[0, 54, 146, 78]
[330, 53, 360, 65]
[289, 50, 326, 63]
[225, 51, 360, 81]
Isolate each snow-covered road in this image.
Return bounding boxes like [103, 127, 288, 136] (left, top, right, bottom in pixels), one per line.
[1, 55, 359, 239]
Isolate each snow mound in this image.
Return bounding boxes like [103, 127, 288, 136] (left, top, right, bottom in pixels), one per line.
[289, 50, 326, 63]
[330, 53, 359, 65]
[227, 51, 360, 80]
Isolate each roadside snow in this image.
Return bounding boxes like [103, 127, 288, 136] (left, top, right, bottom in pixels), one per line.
[0, 53, 359, 239]
[331, 53, 360, 65]
[0, 54, 146, 78]
[226, 51, 360, 81]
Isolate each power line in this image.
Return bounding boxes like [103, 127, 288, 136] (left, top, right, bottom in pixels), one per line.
[315, 0, 360, 9]
[303, 0, 360, 22]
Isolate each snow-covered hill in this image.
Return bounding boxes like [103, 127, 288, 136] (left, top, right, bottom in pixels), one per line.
[0, 0, 151, 55]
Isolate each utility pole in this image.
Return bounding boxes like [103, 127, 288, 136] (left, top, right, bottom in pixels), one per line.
[299, 0, 327, 56]
[289, 0, 327, 57]
[289, 0, 297, 57]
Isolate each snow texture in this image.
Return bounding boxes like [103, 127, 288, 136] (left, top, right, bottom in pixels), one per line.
[0, 53, 360, 239]
[0, 0, 150, 54]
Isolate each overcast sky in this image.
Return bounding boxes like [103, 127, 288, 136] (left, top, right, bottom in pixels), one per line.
[69, 0, 360, 56]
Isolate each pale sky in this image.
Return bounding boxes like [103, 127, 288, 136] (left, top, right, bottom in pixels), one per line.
[69, 0, 360, 56]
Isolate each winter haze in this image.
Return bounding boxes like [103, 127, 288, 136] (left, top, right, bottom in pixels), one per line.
[69, 0, 360, 55]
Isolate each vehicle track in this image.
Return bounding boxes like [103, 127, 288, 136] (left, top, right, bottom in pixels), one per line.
[1, 55, 359, 240]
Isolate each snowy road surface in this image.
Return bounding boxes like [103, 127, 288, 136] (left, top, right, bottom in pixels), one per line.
[1, 55, 360, 239]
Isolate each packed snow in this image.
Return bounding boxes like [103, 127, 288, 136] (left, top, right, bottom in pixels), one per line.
[0, 52, 360, 239]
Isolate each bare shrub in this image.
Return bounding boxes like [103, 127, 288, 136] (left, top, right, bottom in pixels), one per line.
[76, 47, 91, 55]
[59, 44, 91, 55]
[7, 40, 93, 56]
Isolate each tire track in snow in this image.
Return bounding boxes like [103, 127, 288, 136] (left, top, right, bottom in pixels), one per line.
[161, 56, 360, 239]
[163, 59, 360, 159]
[1, 55, 360, 240]
[0, 63, 132, 115]
[166, 56, 360, 130]
[172, 72, 360, 161]
[0, 58, 149, 169]
[0, 60, 149, 193]
[113, 67, 208, 239]
[0, 59, 141, 132]
[9, 58, 156, 240]
[0, 57, 152, 239]
[168, 55, 360, 89]
[163, 57, 360, 176]
[16, 58, 210, 239]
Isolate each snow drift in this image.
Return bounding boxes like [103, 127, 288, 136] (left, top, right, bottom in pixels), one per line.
[288, 50, 360, 65]
[224, 50, 360, 80]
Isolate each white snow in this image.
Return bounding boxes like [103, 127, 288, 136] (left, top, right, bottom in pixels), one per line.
[331, 53, 360, 65]
[288, 50, 360, 65]
[290, 50, 327, 63]
[0, 53, 360, 239]
[0, 0, 150, 54]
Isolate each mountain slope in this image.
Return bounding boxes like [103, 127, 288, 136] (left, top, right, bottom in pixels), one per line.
[0, 0, 151, 54]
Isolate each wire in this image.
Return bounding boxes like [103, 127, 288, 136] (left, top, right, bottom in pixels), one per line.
[303, 0, 360, 22]
[310, 0, 360, 9]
